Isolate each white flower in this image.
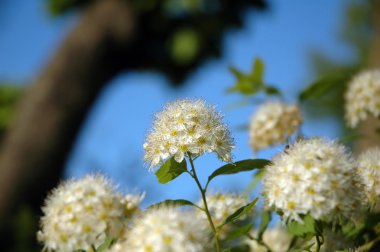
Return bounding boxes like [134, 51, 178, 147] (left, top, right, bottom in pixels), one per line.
[263, 138, 363, 222]
[37, 174, 143, 252]
[199, 192, 251, 227]
[357, 147, 380, 204]
[144, 99, 234, 169]
[249, 101, 302, 151]
[345, 69, 380, 128]
[111, 206, 210, 252]
[247, 227, 291, 252]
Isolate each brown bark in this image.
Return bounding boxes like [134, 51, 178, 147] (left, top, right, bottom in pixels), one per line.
[0, 0, 135, 229]
[355, 0, 380, 152]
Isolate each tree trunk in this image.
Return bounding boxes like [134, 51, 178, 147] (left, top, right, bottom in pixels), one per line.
[0, 0, 135, 237]
[355, 0, 380, 153]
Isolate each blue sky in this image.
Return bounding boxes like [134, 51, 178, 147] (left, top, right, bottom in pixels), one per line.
[0, 0, 352, 207]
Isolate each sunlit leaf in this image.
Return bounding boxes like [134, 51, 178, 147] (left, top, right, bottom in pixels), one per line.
[287, 215, 316, 239]
[250, 58, 264, 83]
[97, 237, 115, 252]
[155, 157, 187, 184]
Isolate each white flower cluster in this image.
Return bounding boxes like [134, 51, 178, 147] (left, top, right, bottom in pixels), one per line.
[111, 206, 210, 252]
[345, 69, 380, 128]
[200, 192, 251, 226]
[357, 147, 380, 204]
[263, 138, 363, 222]
[247, 227, 291, 252]
[144, 99, 234, 168]
[37, 175, 143, 252]
[249, 101, 302, 151]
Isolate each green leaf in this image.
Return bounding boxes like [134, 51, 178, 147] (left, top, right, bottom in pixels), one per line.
[227, 60, 266, 95]
[72, 250, 86, 252]
[224, 245, 250, 252]
[251, 58, 264, 83]
[96, 237, 115, 252]
[299, 73, 348, 101]
[219, 198, 258, 228]
[207, 159, 270, 184]
[288, 243, 315, 252]
[155, 157, 187, 184]
[287, 215, 316, 238]
[148, 199, 201, 210]
[244, 169, 265, 194]
[225, 223, 254, 241]
[264, 85, 281, 96]
[257, 211, 271, 241]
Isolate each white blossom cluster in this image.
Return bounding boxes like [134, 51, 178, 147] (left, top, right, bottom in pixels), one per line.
[200, 192, 251, 227]
[37, 175, 143, 252]
[111, 206, 210, 252]
[249, 101, 302, 151]
[345, 69, 380, 128]
[263, 138, 363, 222]
[247, 227, 292, 252]
[144, 99, 234, 169]
[357, 147, 380, 204]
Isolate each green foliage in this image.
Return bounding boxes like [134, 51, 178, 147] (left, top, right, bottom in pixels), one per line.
[288, 243, 315, 252]
[227, 58, 280, 96]
[207, 159, 270, 185]
[218, 198, 258, 228]
[299, 72, 350, 101]
[286, 215, 317, 240]
[46, 0, 267, 83]
[170, 28, 200, 65]
[155, 157, 187, 184]
[224, 223, 254, 242]
[257, 211, 271, 241]
[0, 85, 22, 134]
[96, 237, 116, 252]
[148, 199, 201, 210]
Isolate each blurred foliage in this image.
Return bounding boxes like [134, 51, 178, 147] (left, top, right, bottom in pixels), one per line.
[0, 84, 22, 137]
[228, 58, 281, 96]
[46, 0, 267, 84]
[299, 0, 372, 119]
[10, 205, 39, 252]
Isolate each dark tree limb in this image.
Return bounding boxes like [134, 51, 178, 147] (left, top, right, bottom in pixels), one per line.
[0, 0, 135, 234]
[356, 0, 380, 153]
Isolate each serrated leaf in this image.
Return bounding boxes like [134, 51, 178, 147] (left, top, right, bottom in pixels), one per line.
[96, 237, 115, 252]
[148, 199, 201, 210]
[257, 211, 271, 241]
[207, 159, 270, 184]
[225, 223, 254, 241]
[287, 215, 316, 238]
[219, 198, 258, 228]
[155, 157, 187, 184]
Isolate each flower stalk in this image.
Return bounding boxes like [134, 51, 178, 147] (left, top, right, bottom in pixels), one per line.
[188, 153, 221, 252]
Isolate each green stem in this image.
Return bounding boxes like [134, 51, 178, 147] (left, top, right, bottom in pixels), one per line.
[315, 234, 324, 252]
[188, 153, 221, 252]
